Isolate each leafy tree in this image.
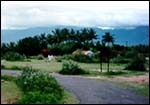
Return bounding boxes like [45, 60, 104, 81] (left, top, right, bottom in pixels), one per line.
[16, 36, 41, 56]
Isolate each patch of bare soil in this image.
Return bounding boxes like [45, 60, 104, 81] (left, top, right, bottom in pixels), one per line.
[113, 75, 149, 84]
[83, 75, 149, 84]
[1, 98, 18, 104]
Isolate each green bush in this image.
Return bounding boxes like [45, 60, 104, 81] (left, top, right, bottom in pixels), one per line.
[16, 67, 63, 104]
[37, 54, 44, 60]
[124, 51, 137, 58]
[61, 54, 74, 60]
[59, 61, 88, 75]
[10, 65, 23, 70]
[62, 54, 97, 63]
[1, 75, 17, 82]
[1, 64, 5, 69]
[17, 91, 62, 104]
[73, 54, 93, 63]
[103, 71, 126, 76]
[110, 56, 129, 64]
[60, 44, 74, 55]
[124, 56, 146, 71]
[4, 52, 25, 61]
[30, 54, 44, 60]
[55, 57, 62, 62]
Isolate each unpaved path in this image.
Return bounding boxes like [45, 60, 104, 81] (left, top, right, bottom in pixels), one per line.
[1, 70, 149, 104]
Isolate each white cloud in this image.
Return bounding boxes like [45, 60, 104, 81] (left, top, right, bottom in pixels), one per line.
[1, 1, 149, 29]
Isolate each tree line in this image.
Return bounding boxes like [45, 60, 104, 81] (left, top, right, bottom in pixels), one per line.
[1, 28, 149, 58]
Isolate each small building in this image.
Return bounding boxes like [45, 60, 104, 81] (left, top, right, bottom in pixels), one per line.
[72, 49, 94, 57]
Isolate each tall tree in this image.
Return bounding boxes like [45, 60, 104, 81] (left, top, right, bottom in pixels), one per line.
[102, 32, 114, 46]
[52, 29, 62, 44]
[89, 28, 97, 43]
[101, 32, 114, 72]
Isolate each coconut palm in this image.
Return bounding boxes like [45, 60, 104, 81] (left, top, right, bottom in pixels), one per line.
[101, 32, 114, 72]
[102, 32, 114, 46]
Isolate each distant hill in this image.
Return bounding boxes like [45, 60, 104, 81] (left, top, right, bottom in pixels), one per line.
[1, 25, 149, 46]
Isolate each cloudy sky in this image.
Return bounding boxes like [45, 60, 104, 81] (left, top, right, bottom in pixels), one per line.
[1, 1, 149, 29]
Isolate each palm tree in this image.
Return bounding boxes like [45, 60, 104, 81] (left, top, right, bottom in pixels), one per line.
[70, 29, 75, 42]
[101, 32, 114, 72]
[89, 28, 97, 43]
[81, 28, 89, 44]
[102, 32, 114, 46]
[61, 28, 70, 43]
[52, 29, 62, 44]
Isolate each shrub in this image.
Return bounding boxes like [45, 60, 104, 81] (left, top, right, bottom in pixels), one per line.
[10, 65, 23, 70]
[1, 75, 17, 82]
[61, 54, 74, 60]
[55, 57, 62, 62]
[1, 64, 5, 69]
[30, 54, 44, 60]
[124, 56, 146, 71]
[59, 61, 88, 75]
[110, 56, 129, 64]
[62, 54, 97, 63]
[124, 51, 137, 58]
[103, 71, 126, 76]
[60, 44, 74, 55]
[17, 91, 62, 104]
[36, 54, 44, 60]
[73, 54, 93, 63]
[16, 67, 63, 104]
[4, 52, 25, 61]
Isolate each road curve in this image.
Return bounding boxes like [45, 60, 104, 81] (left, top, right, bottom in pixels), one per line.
[1, 70, 149, 104]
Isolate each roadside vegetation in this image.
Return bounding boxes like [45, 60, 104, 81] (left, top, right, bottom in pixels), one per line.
[1, 28, 149, 103]
[1, 68, 79, 104]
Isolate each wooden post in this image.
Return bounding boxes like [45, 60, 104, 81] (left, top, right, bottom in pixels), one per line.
[107, 55, 109, 72]
[100, 54, 102, 72]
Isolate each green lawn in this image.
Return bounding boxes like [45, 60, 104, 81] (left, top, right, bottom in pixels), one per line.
[1, 59, 148, 76]
[1, 59, 125, 72]
[1, 80, 23, 104]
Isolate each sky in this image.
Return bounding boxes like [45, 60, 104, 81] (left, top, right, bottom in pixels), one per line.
[1, 1, 149, 29]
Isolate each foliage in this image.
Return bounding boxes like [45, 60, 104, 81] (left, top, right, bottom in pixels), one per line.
[36, 54, 45, 60]
[59, 61, 88, 75]
[16, 67, 63, 104]
[4, 51, 25, 61]
[30, 54, 44, 60]
[1, 64, 5, 69]
[103, 71, 126, 76]
[48, 44, 61, 55]
[110, 56, 130, 64]
[1, 75, 17, 82]
[55, 57, 62, 62]
[17, 91, 62, 104]
[124, 51, 137, 58]
[73, 54, 93, 63]
[102, 32, 114, 46]
[124, 56, 146, 71]
[61, 54, 74, 60]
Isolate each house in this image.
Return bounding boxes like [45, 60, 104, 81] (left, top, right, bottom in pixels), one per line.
[72, 49, 94, 57]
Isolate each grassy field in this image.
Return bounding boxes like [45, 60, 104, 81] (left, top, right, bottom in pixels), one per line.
[1, 59, 149, 103]
[1, 59, 149, 76]
[1, 80, 22, 104]
[1, 59, 126, 72]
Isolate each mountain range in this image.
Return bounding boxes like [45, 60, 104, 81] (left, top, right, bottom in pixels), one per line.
[1, 25, 149, 46]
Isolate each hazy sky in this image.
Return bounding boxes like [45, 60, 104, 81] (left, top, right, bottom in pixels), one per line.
[1, 1, 149, 29]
